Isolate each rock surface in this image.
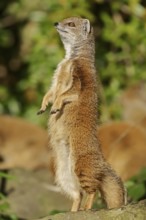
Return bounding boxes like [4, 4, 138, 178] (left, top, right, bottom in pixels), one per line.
[6, 169, 71, 219]
[35, 200, 146, 220]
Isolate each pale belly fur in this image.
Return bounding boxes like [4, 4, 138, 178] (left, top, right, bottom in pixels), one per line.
[54, 139, 80, 200]
[49, 114, 80, 200]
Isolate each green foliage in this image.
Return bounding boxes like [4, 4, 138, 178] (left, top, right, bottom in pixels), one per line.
[100, 1, 146, 94]
[0, 0, 94, 125]
[0, 0, 146, 124]
[49, 209, 66, 215]
[95, 1, 146, 120]
[0, 172, 18, 220]
[0, 193, 10, 213]
[0, 172, 15, 180]
[126, 168, 146, 201]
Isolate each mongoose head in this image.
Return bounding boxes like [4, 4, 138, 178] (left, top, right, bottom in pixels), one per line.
[54, 17, 94, 57]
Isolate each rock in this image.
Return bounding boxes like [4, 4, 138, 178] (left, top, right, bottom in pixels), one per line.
[35, 200, 146, 220]
[6, 169, 71, 219]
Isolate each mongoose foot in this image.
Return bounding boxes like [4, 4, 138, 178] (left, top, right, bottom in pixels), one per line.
[50, 108, 60, 114]
[37, 109, 46, 115]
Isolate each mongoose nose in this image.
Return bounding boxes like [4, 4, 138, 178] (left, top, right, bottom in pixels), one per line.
[54, 22, 58, 27]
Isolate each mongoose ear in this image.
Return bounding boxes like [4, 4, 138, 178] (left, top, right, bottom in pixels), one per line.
[83, 19, 91, 36]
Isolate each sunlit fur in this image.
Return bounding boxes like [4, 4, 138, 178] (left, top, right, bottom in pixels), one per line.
[38, 17, 127, 211]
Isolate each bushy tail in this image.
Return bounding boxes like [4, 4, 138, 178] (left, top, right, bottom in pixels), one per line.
[99, 166, 127, 208]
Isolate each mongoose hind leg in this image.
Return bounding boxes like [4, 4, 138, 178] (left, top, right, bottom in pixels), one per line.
[75, 157, 126, 210]
[71, 193, 83, 212]
[84, 192, 96, 210]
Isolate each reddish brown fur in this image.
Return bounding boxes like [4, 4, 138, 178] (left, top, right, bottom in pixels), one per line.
[39, 17, 126, 211]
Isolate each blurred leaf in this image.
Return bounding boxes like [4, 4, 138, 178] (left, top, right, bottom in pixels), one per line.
[49, 209, 66, 215]
[128, 183, 146, 201]
[0, 202, 10, 212]
[0, 172, 15, 180]
[130, 168, 146, 182]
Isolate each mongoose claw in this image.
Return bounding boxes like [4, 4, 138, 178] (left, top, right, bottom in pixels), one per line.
[37, 109, 45, 115]
[50, 109, 60, 114]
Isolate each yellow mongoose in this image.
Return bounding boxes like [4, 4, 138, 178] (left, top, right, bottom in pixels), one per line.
[38, 17, 127, 211]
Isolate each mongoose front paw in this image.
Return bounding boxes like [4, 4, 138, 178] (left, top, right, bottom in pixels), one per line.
[37, 109, 46, 115]
[50, 109, 60, 114]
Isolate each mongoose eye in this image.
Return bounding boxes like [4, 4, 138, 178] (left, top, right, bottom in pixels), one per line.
[68, 22, 75, 27]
